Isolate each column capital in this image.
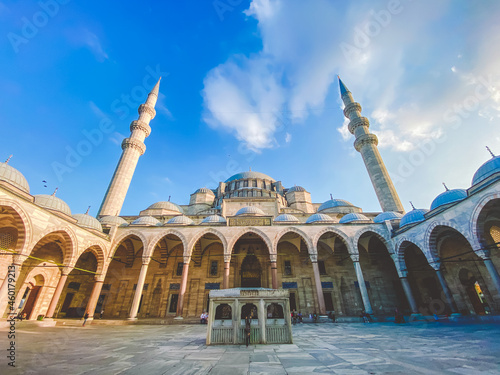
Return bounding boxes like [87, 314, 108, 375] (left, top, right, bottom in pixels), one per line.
[224, 255, 231, 263]
[350, 253, 360, 262]
[94, 274, 105, 282]
[141, 257, 151, 266]
[269, 253, 277, 262]
[12, 254, 27, 265]
[309, 253, 317, 263]
[61, 266, 73, 275]
[183, 256, 191, 264]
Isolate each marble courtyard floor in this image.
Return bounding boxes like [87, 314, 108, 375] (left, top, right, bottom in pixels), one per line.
[1, 322, 499, 374]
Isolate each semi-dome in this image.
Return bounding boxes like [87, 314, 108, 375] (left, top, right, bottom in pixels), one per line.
[193, 188, 215, 195]
[0, 162, 30, 193]
[201, 215, 227, 224]
[472, 156, 500, 185]
[34, 194, 71, 216]
[72, 214, 102, 232]
[225, 171, 275, 183]
[146, 201, 182, 213]
[430, 189, 467, 211]
[400, 209, 429, 228]
[167, 215, 194, 225]
[306, 213, 336, 224]
[318, 199, 355, 212]
[286, 186, 306, 193]
[235, 206, 265, 216]
[131, 216, 161, 226]
[99, 215, 128, 227]
[339, 213, 371, 224]
[373, 211, 404, 223]
[274, 214, 300, 223]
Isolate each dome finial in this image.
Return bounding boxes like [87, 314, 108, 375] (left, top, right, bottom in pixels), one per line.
[249, 167, 252, 171]
[168, 195, 171, 202]
[330, 193, 333, 200]
[486, 146, 495, 158]
[442, 182, 449, 191]
[85, 206, 91, 215]
[52, 187, 58, 196]
[5, 155, 12, 164]
[410, 201, 416, 210]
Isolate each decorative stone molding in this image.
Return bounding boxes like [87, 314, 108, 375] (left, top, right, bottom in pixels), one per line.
[183, 256, 191, 264]
[348, 116, 370, 134]
[224, 254, 232, 263]
[142, 256, 151, 265]
[138, 104, 156, 119]
[350, 253, 360, 262]
[354, 133, 378, 152]
[269, 253, 277, 262]
[309, 253, 317, 262]
[121, 138, 146, 155]
[130, 120, 151, 138]
[343, 102, 362, 119]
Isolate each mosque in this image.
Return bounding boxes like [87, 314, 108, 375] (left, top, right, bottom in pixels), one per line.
[0, 78, 499, 323]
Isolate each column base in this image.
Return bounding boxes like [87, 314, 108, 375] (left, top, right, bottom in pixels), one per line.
[174, 316, 184, 320]
[449, 313, 462, 321]
[409, 313, 424, 321]
[127, 317, 138, 321]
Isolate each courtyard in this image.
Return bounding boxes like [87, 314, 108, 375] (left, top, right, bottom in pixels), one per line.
[1, 322, 499, 374]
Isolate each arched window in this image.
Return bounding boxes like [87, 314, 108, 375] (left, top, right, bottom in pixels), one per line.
[267, 303, 284, 318]
[215, 304, 232, 320]
[241, 303, 258, 319]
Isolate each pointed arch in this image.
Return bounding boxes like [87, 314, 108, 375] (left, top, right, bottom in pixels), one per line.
[147, 229, 188, 258]
[111, 230, 148, 258]
[470, 192, 500, 253]
[426, 221, 475, 262]
[313, 227, 352, 254]
[77, 241, 107, 275]
[227, 227, 273, 256]
[273, 226, 313, 254]
[353, 227, 393, 254]
[0, 198, 32, 254]
[28, 227, 77, 266]
[395, 237, 420, 275]
[186, 228, 228, 257]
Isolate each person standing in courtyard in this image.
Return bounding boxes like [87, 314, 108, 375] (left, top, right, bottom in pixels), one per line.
[83, 312, 89, 326]
[244, 315, 251, 347]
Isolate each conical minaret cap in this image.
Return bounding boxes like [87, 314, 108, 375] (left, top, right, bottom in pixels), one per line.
[338, 76, 350, 96]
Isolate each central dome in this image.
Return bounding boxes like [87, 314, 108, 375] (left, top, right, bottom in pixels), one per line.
[225, 171, 275, 183]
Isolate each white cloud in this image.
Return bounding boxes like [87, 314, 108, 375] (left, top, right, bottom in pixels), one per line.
[285, 132, 292, 143]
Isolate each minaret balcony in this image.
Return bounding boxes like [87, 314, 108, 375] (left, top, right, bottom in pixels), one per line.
[348, 116, 370, 135]
[130, 120, 152, 137]
[354, 133, 378, 152]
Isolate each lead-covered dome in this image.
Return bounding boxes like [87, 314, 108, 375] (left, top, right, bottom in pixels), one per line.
[235, 206, 265, 216]
[373, 211, 403, 223]
[167, 215, 194, 225]
[201, 215, 226, 224]
[318, 199, 356, 212]
[34, 194, 71, 216]
[193, 188, 215, 195]
[400, 209, 429, 228]
[99, 215, 128, 227]
[72, 214, 102, 232]
[131, 216, 161, 226]
[146, 201, 182, 213]
[430, 189, 467, 211]
[339, 213, 371, 224]
[274, 214, 300, 223]
[0, 162, 30, 193]
[472, 156, 500, 185]
[286, 186, 306, 193]
[306, 213, 336, 224]
[225, 171, 275, 183]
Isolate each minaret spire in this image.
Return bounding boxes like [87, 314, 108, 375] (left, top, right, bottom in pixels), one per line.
[338, 76, 404, 213]
[97, 79, 161, 217]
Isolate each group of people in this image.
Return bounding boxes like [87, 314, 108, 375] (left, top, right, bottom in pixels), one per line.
[200, 311, 209, 324]
[291, 310, 304, 324]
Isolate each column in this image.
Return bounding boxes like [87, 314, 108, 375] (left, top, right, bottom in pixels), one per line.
[85, 277, 104, 319]
[311, 254, 326, 314]
[176, 259, 190, 317]
[483, 258, 500, 296]
[46, 267, 72, 319]
[352, 256, 373, 315]
[129, 258, 150, 320]
[223, 259, 230, 289]
[271, 261, 278, 289]
[435, 268, 458, 314]
[259, 299, 266, 344]
[399, 276, 419, 314]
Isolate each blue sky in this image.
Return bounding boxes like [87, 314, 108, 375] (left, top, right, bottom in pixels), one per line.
[1, 0, 499, 216]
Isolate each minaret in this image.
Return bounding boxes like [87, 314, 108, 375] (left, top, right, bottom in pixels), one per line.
[98, 78, 161, 217]
[338, 77, 404, 213]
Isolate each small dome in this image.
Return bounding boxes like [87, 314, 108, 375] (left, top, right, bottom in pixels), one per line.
[274, 214, 300, 223]
[306, 213, 336, 224]
[99, 215, 128, 227]
[373, 212, 404, 223]
[0, 162, 30, 193]
[167, 215, 194, 225]
[72, 214, 102, 232]
[225, 171, 275, 183]
[235, 206, 266, 216]
[201, 215, 227, 224]
[146, 201, 182, 213]
[430, 189, 467, 211]
[34, 194, 71, 216]
[400, 209, 429, 228]
[318, 199, 355, 212]
[194, 188, 215, 195]
[339, 213, 371, 224]
[286, 186, 306, 193]
[131, 216, 161, 226]
[472, 156, 500, 185]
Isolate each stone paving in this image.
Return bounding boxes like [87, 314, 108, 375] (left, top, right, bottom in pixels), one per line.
[1, 322, 500, 374]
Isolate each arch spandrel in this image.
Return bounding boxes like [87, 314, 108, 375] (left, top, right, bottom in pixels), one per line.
[313, 226, 353, 255]
[186, 228, 228, 258]
[146, 229, 188, 259]
[352, 226, 394, 254]
[112, 230, 149, 258]
[273, 226, 313, 255]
